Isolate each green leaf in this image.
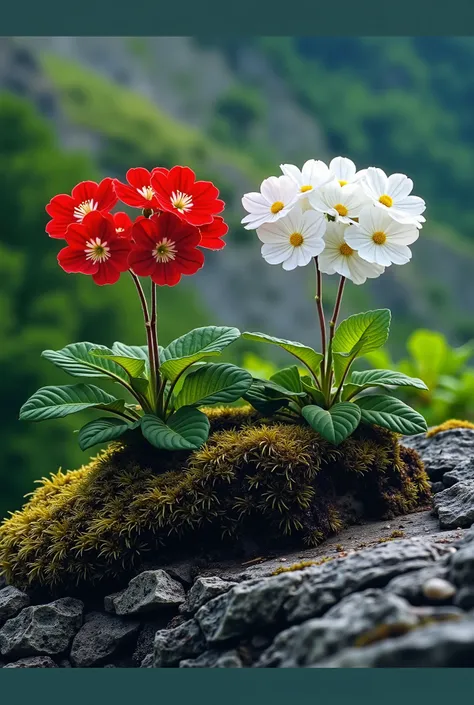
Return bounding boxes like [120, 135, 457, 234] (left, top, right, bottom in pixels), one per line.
[354, 395, 428, 435]
[42, 342, 129, 382]
[301, 375, 326, 406]
[270, 366, 303, 394]
[242, 332, 323, 375]
[348, 369, 428, 393]
[141, 407, 210, 450]
[332, 309, 391, 383]
[175, 363, 252, 409]
[302, 402, 361, 445]
[78, 417, 141, 451]
[112, 342, 151, 373]
[243, 381, 290, 415]
[91, 351, 146, 380]
[160, 326, 241, 382]
[406, 329, 447, 389]
[19, 384, 125, 422]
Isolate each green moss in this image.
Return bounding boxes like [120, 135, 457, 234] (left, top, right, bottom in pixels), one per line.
[0, 408, 430, 594]
[272, 557, 334, 575]
[426, 418, 474, 437]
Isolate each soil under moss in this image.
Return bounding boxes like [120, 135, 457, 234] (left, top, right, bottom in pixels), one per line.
[0, 407, 431, 595]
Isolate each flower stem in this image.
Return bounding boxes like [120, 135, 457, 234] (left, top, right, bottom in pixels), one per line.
[329, 276, 346, 343]
[150, 282, 163, 415]
[130, 271, 158, 411]
[314, 257, 326, 358]
[323, 276, 346, 406]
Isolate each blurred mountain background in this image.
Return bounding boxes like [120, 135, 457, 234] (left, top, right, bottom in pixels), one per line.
[1, 36, 474, 515]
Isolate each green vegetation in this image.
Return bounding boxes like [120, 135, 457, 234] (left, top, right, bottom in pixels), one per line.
[0, 407, 429, 593]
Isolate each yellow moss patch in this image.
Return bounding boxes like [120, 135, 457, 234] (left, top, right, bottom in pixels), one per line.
[272, 556, 335, 575]
[0, 407, 430, 593]
[426, 419, 474, 437]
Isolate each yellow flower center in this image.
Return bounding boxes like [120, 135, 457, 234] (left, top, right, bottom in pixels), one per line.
[153, 237, 177, 263]
[84, 237, 111, 263]
[270, 201, 285, 214]
[379, 194, 393, 208]
[334, 203, 348, 217]
[372, 230, 387, 245]
[339, 243, 354, 257]
[170, 190, 193, 213]
[138, 185, 155, 201]
[74, 199, 98, 221]
[289, 232, 304, 247]
[300, 185, 313, 193]
[338, 180, 348, 186]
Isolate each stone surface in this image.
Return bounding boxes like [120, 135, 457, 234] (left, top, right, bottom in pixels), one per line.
[133, 620, 169, 665]
[422, 577, 456, 602]
[0, 586, 30, 623]
[402, 429, 474, 481]
[180, 577, 237, 615]
[433, 482, 474, 529]
[3, 656, 58, 668]
[110, 570, 185, 616]
[70, 611, 140, 667]
[140, 653, 154, 668]
[0, 597, 83, 660]
[387, 561, 452, 604]
[180, 649, 243, 668]
[314, 616, 474, 668]
[443, 458, 474, 487]
[154, 619, 206, 667]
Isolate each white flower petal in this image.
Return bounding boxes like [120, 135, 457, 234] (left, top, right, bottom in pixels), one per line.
[282, 248, 302, 271]
[242, 192, 269, 214]
[364, 167, 388, 198]
[261, 242, 294, 265]
[387, 173, 413, 201]
[329, 156, 356, 182]
[280, 164, 302, 185]
[260, 176, 281, 203]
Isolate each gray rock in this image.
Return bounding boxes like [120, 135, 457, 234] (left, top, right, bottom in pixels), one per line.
[70, 611, 140, 667]
[104, 591, 121, 614]
[0, 586, 30, 624]
[180, 649, 243, 668]
[0, 597, 83, 659]
[3, 656, 58, 668]
[196, 540, 450, 644]
[133, 620, 169, 665]
[154, 619, 206, 667]
[431, 482, 445, 494]
[422, 578, 456, 602]
[180, 577, 237, 615]
[449, 543, 474, 609]
[256, 590, 419, 667]
[443, 458, 474, 487]
[402, 429, 474, 481]
[0, 573, 6, 589]
[314, 616, 474, 667]
[140, 653, 154, 668]
[433, 481, 474, 529]
[110, 570, 185, 616]
[387, 560, 452, 604]
[58, 658, 72, 668]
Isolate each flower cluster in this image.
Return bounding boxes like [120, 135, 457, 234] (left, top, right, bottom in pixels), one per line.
[241, 156, 426, 284]
[46, 166, 227, 286]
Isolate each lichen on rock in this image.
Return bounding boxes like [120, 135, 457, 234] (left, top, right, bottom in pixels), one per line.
[0, 407, 430, 593]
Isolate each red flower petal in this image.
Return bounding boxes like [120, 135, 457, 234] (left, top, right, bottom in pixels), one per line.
[126, 168, 153, 190]
[128, 247, 157, 277]
[57, 246, 97, 275]
[113, 211, 133, 239]
[71, 180, 100, 203]
[64, 222, 89, 248]
[93, 260, 121, 286]
[95, 177, 118, 211]
[150, 261, 183, 287]
[151, 167, 225, 227]
[199, 217, 228, 250]
[131, 217, 160, 249]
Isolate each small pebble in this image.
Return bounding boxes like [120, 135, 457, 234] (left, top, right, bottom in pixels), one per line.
[422, 577, 456, 602]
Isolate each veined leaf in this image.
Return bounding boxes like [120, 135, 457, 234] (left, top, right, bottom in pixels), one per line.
[355, 395, 428, 435]
[270, 366, 303, 394]
[78, 417, 141, 451]
[19, 384, 125, 422]
[175, 363, 252, 409]
[243, 381, 290, 415]
[301, 375, 326, 406]
[112, 342, 151, 373]
[333, 310, 391, 383]
[160, 326, 241, 382]
[42, 342, 129, 382]
[302, 402, 361, 445]
[141, 407, 210, 450]
[91, 351, 146, 380]
[242, 332, 323, 375]
[346, 369, 428, 397]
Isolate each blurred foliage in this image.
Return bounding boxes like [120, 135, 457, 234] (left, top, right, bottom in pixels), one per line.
[364, 329, 474, 426]
[0, 92, 211, 517]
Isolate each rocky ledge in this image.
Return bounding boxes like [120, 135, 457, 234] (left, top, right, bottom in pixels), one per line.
[2, 427, 474, 668]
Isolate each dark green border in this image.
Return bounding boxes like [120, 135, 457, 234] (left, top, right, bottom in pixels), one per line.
[0, 669, 474, 702]
[2, 0, 474, 34]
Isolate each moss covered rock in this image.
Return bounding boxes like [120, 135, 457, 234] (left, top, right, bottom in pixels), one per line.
[0, 408, 430, 593]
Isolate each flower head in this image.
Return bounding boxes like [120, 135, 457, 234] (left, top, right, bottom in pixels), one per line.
[361, 167, 426, 227]
[241, 175, 299, 230]
[129, 212, 204, 286]
[328, 156, 367, 187]
[150, 166, 224, 227]
[46, 178, 117, 239]
[57, 211, 131, 285]
[198, 216, 228, 250]
[280, 159, 333, 199]
[113, 167, 168, 210]
[257, 203, 327, 270]
[309, 181, 369, 224]
[112, 212, 133, 239]
[318, 221, 384, 285]
[344, 206, 419, 267]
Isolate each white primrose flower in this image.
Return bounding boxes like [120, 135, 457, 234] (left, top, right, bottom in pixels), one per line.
[241, 175, 299, 230]
[361, 167, 426, 228]
[318, 221, 385, 285]
[344, 206, 419, 267]
[308, 180, 370, 224]
[257, 202, 327, 271]
[329, 156, 368, 186]
[280, 159, 333, 199]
